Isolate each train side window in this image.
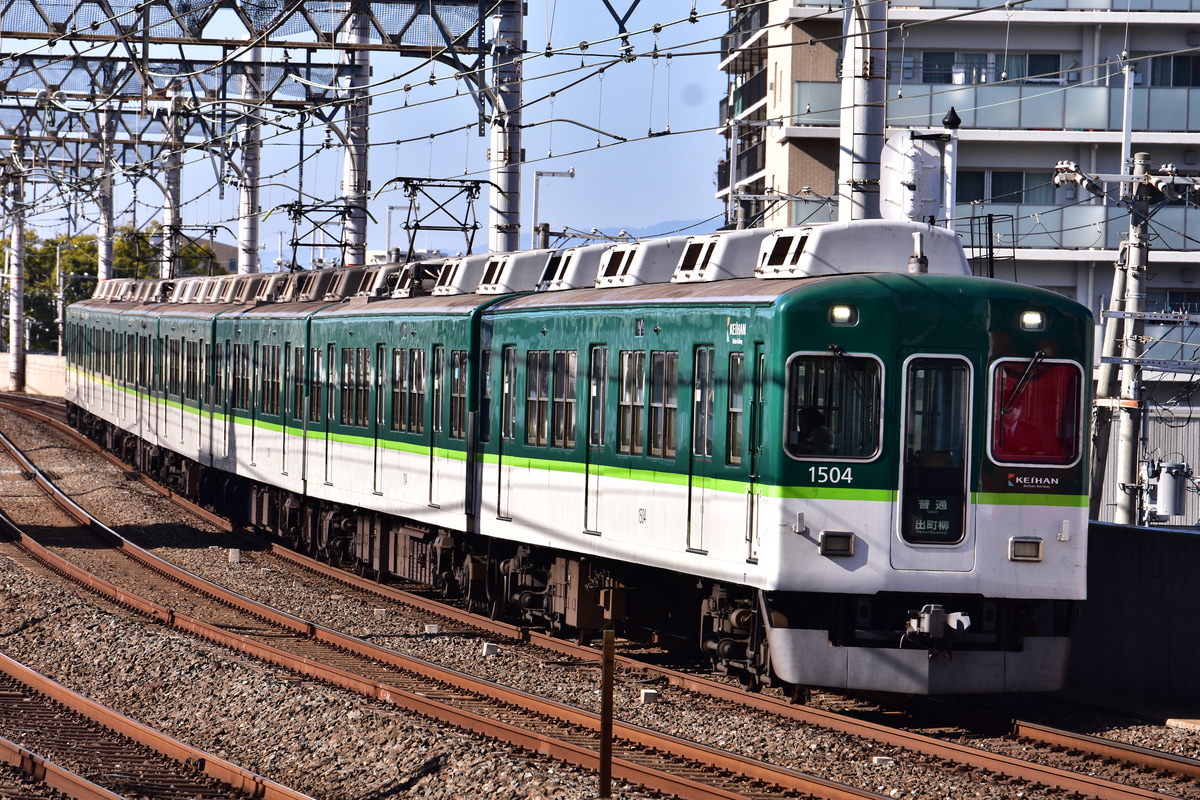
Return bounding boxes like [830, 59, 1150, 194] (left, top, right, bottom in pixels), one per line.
[185, 340, 198, 401]
[693, 347, 715, 458]
[588, 346, 607, 447]
[650, 350, 679, 459]
[167, 337, 180, 396]
[432, 346, 444, 434]
[990, 359, 1082, 465]
[618, 351, 645, 455]
[375, 345, 387, 427]
[501, 347, 517, 440]
[450, 350, 468, 439]
[552, 350, 577, 448]
[392, 348, 409, 432]
[410, 349, 426, 434]
[784, 352, 882, 460]
[293, 347, 305, 420]
[262, 344, 282, 416]
[232, 343, 251, 411]
[526, 350, 550, 446]
[310, 347, 323, 422]
[326, 343, 337, 423]
[727, 352, 744, 466]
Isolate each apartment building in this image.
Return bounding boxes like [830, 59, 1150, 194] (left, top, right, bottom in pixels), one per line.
[717, 0, 1200, 523]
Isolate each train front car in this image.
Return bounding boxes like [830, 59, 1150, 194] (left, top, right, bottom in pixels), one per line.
[760, 273, 1093, 695]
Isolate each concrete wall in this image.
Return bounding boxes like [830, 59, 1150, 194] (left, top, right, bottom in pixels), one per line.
[0, 354, 65, 397]
[1068, 522, 1200, 705]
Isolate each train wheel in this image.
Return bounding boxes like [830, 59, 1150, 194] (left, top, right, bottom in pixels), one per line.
[784, 682, 811, 705]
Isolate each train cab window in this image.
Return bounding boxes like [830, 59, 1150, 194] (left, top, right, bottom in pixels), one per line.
[588, 347, 608, 447]
[618, 351, 645, 455]
[450, 350, 468, 439]
[649, 350, 679, 459]
[901, 357, 970, 545]
[727, 353, 745, 466]
[784, 352, 882, 459]
[552, 350, 577, 448]
[693, 348, 715, 458]
[990, 357, 1082, 465]
[526, 350, 550, 446]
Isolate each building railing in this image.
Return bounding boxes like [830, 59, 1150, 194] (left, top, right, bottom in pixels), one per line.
[733, 68, 768, 117]
[715, 140, 766, 192]
[722, 3, 770, 59]
[956, 203, 1200, 252]
[793, 80, 1200, 132]
[795, 0, 1200, 10]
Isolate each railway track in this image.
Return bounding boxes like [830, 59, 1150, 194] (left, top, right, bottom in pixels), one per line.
[0, 650, 314, 800]
[1, 395, 1198, 800]
[0, 415, 888, 800]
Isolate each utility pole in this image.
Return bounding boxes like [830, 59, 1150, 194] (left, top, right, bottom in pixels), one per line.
[489, 5, 523, 253]
[238, 46, 263, 274]
[97, 108, 116, 282]
[837, 0, 886, 221]
[341, 6, 370, 267]
[7, 137, 25, 392]
[1113, 152, 1151, 524]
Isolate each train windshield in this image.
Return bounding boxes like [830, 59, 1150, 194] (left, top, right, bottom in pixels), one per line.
[990, 358, 1082, 465]
[784, 352, 882, 459]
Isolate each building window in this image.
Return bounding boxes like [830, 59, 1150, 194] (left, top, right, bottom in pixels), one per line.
[1151, 54, 1200, 87]
[957, 169, 1055, 204]
[921, 51, 1062, 85]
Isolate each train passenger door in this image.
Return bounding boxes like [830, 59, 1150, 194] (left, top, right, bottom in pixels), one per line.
[892, 355, 976, 571]
[687, 346, 715, 552]
[584, 346, 606, 533]
[428, 345, 444, 506]
[745, 345, 765, 562]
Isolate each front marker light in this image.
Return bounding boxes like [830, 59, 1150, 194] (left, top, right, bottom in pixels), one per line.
[819, 530, 855, 556]
[1009, 537, 1043, 562]
[829, 305, 858, 326]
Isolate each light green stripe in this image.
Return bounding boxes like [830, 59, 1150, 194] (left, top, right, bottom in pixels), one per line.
[974, 492, 1089, 508]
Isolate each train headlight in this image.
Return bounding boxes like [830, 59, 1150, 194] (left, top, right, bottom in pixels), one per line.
[1008, 537, 1043, 562]
[829, 304, 858, 326]
[1019, 310, 1046, 331]
[819, 530, 855, 557]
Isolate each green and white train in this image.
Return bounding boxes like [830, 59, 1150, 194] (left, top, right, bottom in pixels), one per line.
[66, 220, 1093, 697]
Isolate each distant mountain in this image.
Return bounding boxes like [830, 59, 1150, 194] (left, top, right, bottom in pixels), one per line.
[599, 219, 722, 241]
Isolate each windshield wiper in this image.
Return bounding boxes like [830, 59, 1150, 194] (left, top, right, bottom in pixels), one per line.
[1001, 350, 1046, 414]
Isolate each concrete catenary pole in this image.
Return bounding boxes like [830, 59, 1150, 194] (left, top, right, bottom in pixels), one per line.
[7, 137, 25, 392]
[1114, 152, 1151, 525]
[97, 108, 116, 282]
[488, 5, 523, 253]
[238, 46, 263, 274]
[837, 0, 886, 221]
[161, 96, 182, 279]
[340, 6, 370, 267]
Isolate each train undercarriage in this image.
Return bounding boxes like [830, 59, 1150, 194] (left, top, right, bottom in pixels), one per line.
[70, 405, 1073, 699]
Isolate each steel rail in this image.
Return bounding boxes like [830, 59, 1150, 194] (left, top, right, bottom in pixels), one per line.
[0, 733, 125, 800]
[0, 649, 317, 800]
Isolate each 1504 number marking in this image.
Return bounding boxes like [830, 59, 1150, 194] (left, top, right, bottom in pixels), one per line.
[808, 466, 853, 484]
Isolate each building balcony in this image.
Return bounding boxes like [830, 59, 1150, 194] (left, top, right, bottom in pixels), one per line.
[715, 140, 766, 193]
[792, 80, 1200, 134]
[956, 202, 1200, 255]
[721, 3, 770, 60]
[795, 0, 1200, 10]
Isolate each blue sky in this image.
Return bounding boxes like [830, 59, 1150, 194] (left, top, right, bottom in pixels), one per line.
[250, 3, 732, 263]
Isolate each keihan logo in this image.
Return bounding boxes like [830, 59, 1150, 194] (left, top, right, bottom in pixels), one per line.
[1008, 473, 1061, 488]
